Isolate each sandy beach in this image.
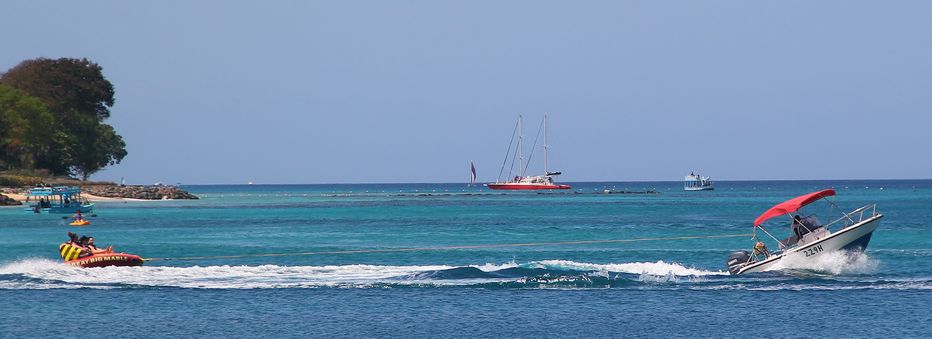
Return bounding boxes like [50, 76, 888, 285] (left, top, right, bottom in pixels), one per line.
[2, 192, 148, 203]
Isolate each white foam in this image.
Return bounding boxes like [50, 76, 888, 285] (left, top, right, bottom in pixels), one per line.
[769, 251, 878, 275]
[12, 257, 915, 290]
[0, 258, 456, 289]
[638, 271, 679, 283]
[530, 259, 729, 276]
[0, 258, 727, 289]
[470, 260, 519, 272]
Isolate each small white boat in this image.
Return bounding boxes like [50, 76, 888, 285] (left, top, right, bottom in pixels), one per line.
[684, 172, 713, 191]
[727, 189, 882, 275]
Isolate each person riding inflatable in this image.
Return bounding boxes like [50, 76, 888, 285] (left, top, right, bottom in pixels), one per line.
[57, 232, 143, 268]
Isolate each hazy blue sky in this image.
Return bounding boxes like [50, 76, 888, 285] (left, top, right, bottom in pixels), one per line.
[3, 1, 931, 184]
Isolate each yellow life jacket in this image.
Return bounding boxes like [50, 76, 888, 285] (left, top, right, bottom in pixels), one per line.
[59, 243, 86, 261]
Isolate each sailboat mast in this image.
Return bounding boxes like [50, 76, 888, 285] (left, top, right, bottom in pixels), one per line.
[544, 114, 549, 175]
[518, 115, 524, 177]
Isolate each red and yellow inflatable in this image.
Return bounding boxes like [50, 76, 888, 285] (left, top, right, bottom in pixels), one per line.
[59, 243, 144, 268]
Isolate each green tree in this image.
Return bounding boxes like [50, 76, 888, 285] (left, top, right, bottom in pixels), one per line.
[0, 58, 126, 179]
[71, 122, 127, 181]
[0, 85, 55, 170]
[0, 58, 114, 121]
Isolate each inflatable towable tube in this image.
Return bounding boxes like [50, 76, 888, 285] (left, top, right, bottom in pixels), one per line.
[59, 243, 144, 268]
[67, 252, 144, 268]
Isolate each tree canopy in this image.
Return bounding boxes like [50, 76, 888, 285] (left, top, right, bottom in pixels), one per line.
[0, 85, 54, 170]
[0, 58, 127, 180]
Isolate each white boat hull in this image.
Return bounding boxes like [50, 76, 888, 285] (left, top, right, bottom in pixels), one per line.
[735, 214, 882, 274]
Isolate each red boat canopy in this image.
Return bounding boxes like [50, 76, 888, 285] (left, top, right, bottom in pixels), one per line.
[753, 189, 836, 227]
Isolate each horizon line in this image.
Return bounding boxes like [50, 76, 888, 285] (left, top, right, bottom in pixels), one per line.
[162, 178, 932, 186]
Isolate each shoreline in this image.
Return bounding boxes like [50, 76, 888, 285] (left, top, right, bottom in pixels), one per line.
[1, 184, 198, 205]
[1, 192, 149, 203]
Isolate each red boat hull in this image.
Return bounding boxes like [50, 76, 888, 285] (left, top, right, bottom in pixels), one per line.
[66, 253, 144, 268]
[486, 183, 571, 190]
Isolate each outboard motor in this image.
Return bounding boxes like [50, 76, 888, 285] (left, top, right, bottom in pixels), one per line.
[726, 251, 752, 275]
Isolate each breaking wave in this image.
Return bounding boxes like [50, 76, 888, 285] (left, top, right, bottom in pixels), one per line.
[1, 256, 923, 290]
[0, 258, 721, 289]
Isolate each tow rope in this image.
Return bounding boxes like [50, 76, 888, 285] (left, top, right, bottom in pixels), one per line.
[143, 233, 753, 262]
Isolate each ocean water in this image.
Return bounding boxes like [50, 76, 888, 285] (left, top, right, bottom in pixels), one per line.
[1, 180, 930, 337]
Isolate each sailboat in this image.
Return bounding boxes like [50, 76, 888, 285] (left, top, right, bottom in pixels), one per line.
[486, 115, 571, 190]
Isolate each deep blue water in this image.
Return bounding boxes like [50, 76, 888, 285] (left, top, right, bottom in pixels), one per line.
[2, 180, 930, 336]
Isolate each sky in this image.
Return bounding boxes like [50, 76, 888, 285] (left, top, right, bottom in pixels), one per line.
[3, 1, 931, 184]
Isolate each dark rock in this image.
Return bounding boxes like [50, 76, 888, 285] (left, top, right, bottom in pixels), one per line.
[83, 185, 199, 200]
[0, 194, 21, 206]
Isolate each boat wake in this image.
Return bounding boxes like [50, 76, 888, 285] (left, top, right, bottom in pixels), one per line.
[1, 257, 925, 290]
[769, 250, 879, 275]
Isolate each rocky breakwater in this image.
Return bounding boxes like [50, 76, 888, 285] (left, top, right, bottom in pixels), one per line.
[0, 193, 20, 206]
[0, 188, 23, 206]
[84, 185, 199, 200]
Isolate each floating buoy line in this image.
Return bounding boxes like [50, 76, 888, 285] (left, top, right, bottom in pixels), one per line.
[143, 233, 753, 262]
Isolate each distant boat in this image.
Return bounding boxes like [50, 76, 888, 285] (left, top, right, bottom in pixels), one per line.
[469, 161, 477, 186]
[684, 172, 714, 191]
[486, 115, 570, 190]
[24, 186, 94, 214]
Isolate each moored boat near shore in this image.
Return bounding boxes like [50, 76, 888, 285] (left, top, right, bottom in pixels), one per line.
[23, 186, 94, 214]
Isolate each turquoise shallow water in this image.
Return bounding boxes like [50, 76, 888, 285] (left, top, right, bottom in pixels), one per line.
[1, 180, 930, 336]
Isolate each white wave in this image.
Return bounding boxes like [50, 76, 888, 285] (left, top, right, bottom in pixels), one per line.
[470, 260, 519, 272]
[638, 271, 679, 283]
[0, 258, 727, 289]
[529, 259, 729, 276]
[0, 258, 457, 289]
[18, 258, 904, 290]
[769, 251, 878, 275]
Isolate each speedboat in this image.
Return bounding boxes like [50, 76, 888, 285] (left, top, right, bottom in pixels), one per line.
[727, 189, 882, 275]
[486, 114, 571, 190]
